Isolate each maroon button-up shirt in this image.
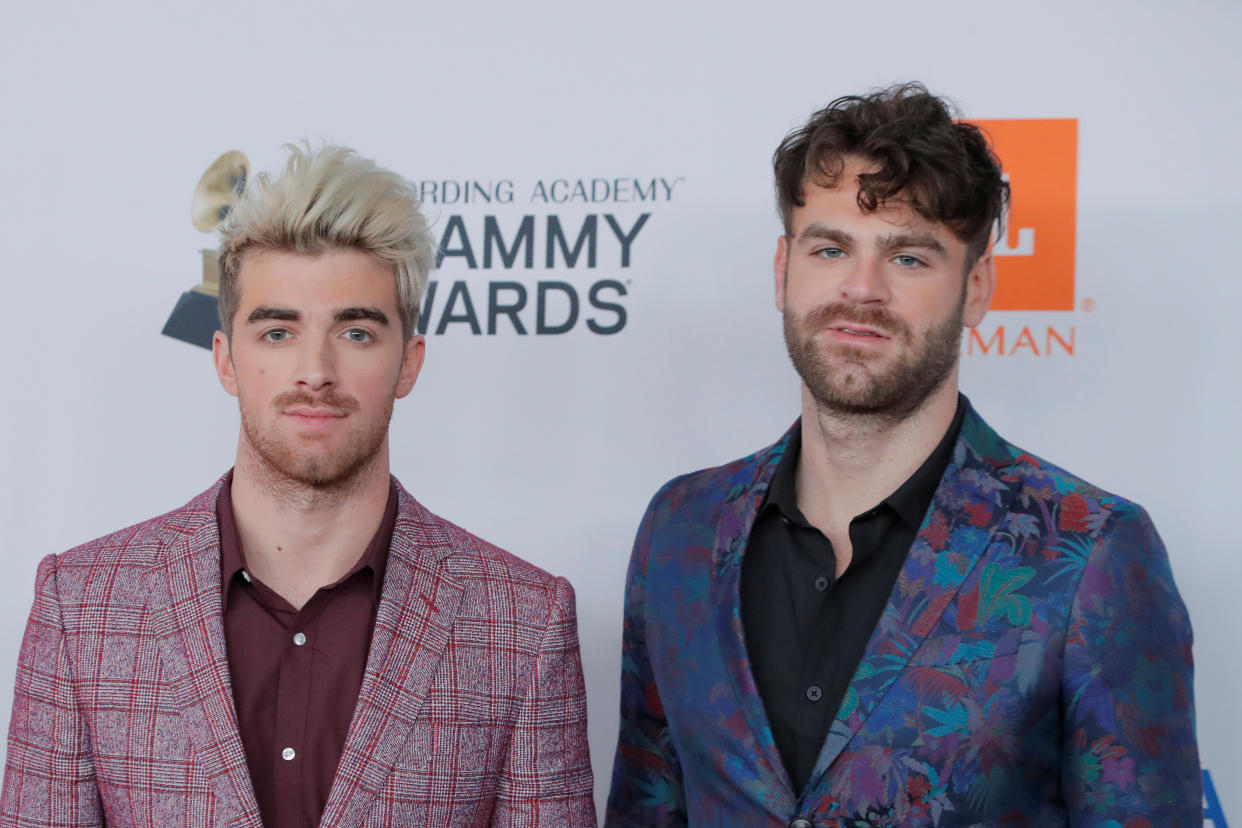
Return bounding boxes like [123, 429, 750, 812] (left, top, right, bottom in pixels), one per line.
[217, 476, 398, 828]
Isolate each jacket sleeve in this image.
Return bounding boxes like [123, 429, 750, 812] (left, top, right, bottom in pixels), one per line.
[1060, 503, 1201, 825]
[1, 554, 104, 827]
[604, 490, 687, 827]
[492, 576, 597, 828]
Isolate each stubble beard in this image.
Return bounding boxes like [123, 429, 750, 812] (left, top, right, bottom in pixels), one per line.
[783, 296, 964, 428]
[239, 387, 394, 499]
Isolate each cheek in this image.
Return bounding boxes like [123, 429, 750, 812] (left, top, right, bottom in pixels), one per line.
[345, 358, 404, 396]
[901, 280, 961, 319]
[783, 267, 827, 307]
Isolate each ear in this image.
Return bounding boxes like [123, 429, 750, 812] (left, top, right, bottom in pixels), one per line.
[213, 331, 239, 397]
[774, 235, 790, 313]
[962, 251, 996, 328]
[395, 334, 426, 399]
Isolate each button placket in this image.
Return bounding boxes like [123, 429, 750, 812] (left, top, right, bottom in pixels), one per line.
[272, 610, 314, 811]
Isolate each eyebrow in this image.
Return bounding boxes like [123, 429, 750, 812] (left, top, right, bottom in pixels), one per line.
[797, 224, 854, 246]
[244, 306, 390, 326]
[796, 224, 947, 256]
[335, 307, 389, 326]
[878, 232, 947, 255]
[247, 306, 299, 324]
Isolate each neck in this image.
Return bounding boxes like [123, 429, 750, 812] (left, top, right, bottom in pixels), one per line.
[228, 439, 392, 609]
[795, 375, 959, 534]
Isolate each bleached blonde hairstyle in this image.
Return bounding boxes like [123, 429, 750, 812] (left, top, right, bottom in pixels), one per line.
[217, 143, 436, 340]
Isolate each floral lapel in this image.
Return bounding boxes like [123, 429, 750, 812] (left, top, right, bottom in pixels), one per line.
[804, 405, 1021, 789]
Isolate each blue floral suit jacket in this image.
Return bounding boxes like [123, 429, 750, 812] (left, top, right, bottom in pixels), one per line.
[606, 402, 1200, 827]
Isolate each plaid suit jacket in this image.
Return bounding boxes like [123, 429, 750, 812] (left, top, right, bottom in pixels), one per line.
[1, 477, 596, 827]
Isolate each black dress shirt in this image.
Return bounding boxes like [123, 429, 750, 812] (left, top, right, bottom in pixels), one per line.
[740, 396, 965, 795]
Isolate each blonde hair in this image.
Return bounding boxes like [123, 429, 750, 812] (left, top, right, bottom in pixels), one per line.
[217, 143, 436, 339]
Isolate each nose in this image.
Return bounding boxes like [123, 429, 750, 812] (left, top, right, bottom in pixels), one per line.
[838, 253, 891, 304]
[293, 336, 336, 391]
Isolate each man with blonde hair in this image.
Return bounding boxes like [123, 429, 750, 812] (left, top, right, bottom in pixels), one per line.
[1, 144, 596, 828]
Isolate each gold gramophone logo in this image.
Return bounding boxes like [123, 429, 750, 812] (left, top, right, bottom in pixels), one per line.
[161, 151, 249, 349]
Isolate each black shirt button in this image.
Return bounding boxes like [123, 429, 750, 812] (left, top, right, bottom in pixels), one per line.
[805, 685, 822, 702]
[789, 819, 814, 828]
[814, 575, 829, 592]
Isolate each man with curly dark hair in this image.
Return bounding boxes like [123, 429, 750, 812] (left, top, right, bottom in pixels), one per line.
[606, 83, 1200, 826]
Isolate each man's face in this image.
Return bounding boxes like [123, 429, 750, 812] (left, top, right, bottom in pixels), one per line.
[774, 156, 994, 423]
[212, 248, 424, 490]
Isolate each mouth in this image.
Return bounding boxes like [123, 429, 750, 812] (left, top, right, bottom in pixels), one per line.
[827, 324, 891, 341]
[282, 406, 349, 429]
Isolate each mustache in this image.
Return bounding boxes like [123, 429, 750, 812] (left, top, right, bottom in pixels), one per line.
[273, 389, 360, 413]
[802, 302, 910, 339]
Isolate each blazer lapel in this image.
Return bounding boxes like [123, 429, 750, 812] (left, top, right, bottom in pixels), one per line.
[318, 486, 465, 827]
[804, 405, 1020, 790]
[144, 484, 263, 827]
[709, 427, 798, 809]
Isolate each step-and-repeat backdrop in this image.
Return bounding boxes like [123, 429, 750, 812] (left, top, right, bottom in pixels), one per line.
[2, 1, 1237, 822]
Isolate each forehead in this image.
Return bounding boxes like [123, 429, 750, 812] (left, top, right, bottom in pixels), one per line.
[235, 248, 398, 309]
[793, 156, 950, 238]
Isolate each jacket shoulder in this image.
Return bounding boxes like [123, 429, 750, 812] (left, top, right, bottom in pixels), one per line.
[54, 485, 218, 570]
[962, 405, 1145, 518]
[393, 485, 570, 613]
[987, 436, 1142, 516]
[33, 481, 222, 606]
[645, 432, 790, 518]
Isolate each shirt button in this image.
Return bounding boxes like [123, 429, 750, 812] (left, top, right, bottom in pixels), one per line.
[281, 747, 296, 761]
[789, 819, 814, 828]
[806, 685, 823, 702]
[293, 632, 307, 646]
[814, 575, 829, 592]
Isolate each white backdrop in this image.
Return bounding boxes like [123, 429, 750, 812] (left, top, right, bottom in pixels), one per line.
[2, 1, 1238, 823]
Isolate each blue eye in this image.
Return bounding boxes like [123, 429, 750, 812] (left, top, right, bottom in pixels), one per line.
[262, 329, 289, 342]
[344, 328, 372, 343]
[815, 247, 845, 259]
[894, 255, 923, 268]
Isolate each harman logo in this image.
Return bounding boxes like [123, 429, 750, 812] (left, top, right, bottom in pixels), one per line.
[962, 119, 1079, 358]
[975, 119, 1077, 311]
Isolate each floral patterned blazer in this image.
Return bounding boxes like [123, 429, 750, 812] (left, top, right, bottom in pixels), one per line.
[606, 401, 1200, 827]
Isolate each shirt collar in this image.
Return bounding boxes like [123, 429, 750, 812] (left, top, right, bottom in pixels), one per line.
[218, 473, 398, 612]
[762, 394, 966, 530]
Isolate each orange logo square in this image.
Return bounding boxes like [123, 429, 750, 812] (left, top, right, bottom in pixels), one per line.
[969, 119, 1078, 311]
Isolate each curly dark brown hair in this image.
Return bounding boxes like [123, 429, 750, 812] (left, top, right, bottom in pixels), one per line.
[773, 82, 1009, 261]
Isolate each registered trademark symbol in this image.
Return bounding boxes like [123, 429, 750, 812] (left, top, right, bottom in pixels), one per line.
[1081, 298, 1095, 312]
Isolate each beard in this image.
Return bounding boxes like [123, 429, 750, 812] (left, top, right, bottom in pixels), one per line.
[239, 386, 393, 493]
[783, 297, 963, 426]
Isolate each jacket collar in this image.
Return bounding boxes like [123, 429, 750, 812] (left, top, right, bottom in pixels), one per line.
[708, 400, 1022, 802]
[143, 476, 465, 827]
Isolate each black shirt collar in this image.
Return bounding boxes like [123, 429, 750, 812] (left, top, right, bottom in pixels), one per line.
[762, 394, 967, 530]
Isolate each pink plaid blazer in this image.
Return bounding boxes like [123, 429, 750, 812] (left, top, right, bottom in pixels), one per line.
[1, 477, 596, 827]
